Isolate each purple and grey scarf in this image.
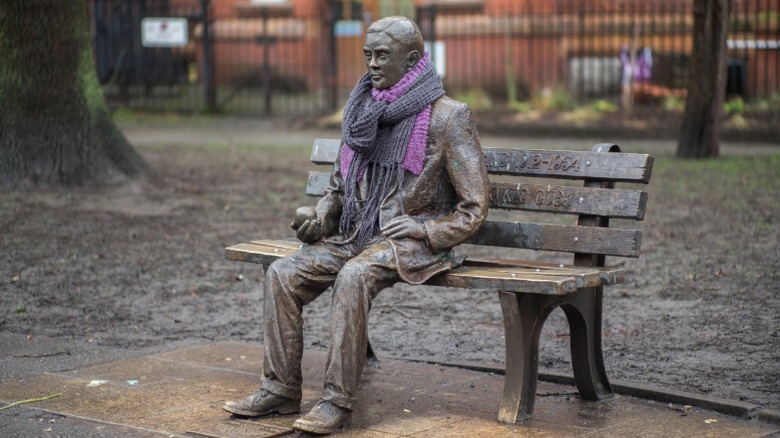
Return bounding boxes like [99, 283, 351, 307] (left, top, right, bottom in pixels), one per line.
[339, 53, 444, 244]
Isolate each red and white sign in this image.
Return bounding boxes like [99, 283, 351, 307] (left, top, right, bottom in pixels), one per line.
[141, 17, 188, 48]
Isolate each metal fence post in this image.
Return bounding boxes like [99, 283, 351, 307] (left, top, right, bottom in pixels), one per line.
[327, 1, 339, 114]
[200, 0, 216, 112]
[261, 8, 272, 116]
[427, 5, 437, 67]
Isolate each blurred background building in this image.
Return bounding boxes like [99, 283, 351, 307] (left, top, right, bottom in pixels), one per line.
[87, 0, 779, 118]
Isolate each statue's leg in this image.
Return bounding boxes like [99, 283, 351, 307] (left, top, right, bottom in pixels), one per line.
[261, 242, 354, 400]
[321, 240, 398, 411]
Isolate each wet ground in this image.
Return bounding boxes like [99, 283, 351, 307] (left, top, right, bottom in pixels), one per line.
[2, 341, 778, 437]
[1, 117, 778, 418]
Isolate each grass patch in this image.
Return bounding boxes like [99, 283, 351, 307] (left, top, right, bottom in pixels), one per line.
[138, 141, 311, 156]
[649, 154, 780, 210]
[111, 108, 208, 125]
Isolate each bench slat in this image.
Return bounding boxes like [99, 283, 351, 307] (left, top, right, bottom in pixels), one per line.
[483, 148, 653, 183]
[466, 221, 642, 257]
[465, 257, 625, 286]
[306, 171, 331, 196]
[489, 182, 647, 219]
[308, 139, 653, 183]
[427, 266, 578, 294]
[307, 171, 647, 219]
[225, 240, 626, 295]
[310, 139, 341, 164]
[225, 240, 301, 265]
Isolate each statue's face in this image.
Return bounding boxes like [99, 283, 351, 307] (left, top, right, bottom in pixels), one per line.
[363, 31, 414, 90]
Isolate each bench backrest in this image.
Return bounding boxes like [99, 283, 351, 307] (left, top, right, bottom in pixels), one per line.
[306, 139, 653, 267]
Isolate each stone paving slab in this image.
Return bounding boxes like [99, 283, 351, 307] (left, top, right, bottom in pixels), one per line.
[1, 341, 778, 437]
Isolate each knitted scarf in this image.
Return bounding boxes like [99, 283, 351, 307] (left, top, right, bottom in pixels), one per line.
[340, 53, 444, 245]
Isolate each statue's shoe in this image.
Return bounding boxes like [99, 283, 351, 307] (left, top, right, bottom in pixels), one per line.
[292, 400, 352, 435]
[222, 389, 300, 417]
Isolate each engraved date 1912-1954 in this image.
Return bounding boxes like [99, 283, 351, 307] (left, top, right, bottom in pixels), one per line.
[484, 151, 582, 173]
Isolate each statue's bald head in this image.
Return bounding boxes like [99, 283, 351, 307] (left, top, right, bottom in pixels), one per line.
[363, 17, 424, 89]
[366, 16, 424, 55]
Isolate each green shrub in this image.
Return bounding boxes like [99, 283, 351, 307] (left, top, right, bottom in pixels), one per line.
[723, 97, 745, 115]
[535, 86, 576, 111]
[453, 88, 494, 112]
[509, 100, 533, 112]
[592, 99, 618, 113]
[662, 95, 686, 112]
[748, 93, 780, 112]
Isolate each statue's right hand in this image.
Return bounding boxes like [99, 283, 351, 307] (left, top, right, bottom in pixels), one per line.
[290, 206, 317, 231]
[296, 218, 324, 244]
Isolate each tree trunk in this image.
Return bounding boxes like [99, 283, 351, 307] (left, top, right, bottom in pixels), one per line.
[677, 0, 729, 158]
[0, 0, 150, 188]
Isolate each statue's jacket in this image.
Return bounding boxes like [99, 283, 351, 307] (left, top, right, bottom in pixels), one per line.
[316, 96, 490, 284]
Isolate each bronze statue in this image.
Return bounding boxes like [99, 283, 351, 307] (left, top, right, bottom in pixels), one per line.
[223, 16, 489, 435]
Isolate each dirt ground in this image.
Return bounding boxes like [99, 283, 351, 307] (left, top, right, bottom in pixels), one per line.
[2, 117, 778, 412]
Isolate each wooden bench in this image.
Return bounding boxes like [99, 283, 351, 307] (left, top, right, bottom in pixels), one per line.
[225, 138, 654, 423]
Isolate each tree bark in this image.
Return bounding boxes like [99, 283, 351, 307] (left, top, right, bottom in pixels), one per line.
[677, 0, 729, 158]
[0, 0, 150, 188]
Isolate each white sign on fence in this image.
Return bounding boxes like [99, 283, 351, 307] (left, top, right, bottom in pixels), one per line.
[335, 20, 363, 37]
[141, 17, 188, 48]
[424, 41, 446, 78]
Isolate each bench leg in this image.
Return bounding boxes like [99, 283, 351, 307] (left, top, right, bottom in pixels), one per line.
[497, 290, 557, 423]
[561, 287, 614, 401]
[364, 339, 380, 369]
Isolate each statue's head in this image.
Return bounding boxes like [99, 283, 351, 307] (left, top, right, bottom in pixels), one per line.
[363, 16, 424, 90]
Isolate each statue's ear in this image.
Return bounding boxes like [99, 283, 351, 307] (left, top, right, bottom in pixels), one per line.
[406, 50, 420, 71]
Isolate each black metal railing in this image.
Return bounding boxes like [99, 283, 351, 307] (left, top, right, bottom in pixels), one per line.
[88, 0, 780, 117]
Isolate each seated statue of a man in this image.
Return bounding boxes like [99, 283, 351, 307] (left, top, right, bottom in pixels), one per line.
[223, 16, 489, 435]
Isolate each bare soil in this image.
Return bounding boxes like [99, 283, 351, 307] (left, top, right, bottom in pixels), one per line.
[2, 118, 778, 411]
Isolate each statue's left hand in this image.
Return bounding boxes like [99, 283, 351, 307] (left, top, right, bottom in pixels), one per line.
[381, 216, 426, 240]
